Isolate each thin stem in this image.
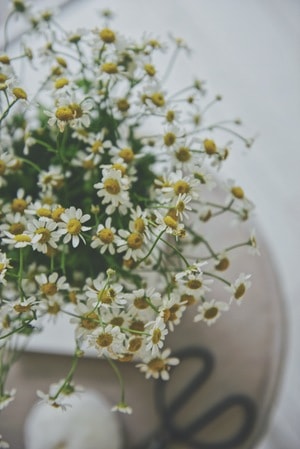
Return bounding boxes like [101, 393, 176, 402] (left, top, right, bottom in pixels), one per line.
[106, 357, 125, 403]
[160, 237, 190, 267]
[203, 271, 231, 286]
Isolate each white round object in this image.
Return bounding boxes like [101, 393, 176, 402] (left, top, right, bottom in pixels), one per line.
[24, 390, 123, 449]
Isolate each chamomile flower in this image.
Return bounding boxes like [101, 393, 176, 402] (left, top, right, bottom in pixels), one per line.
[35, 272, 69, 297]
[86, 277, 126, 309]
[91, 217, 121, 255]
[111, 402, 132, 414]
[0, 251, 11, 285]
[27, 218, 60, 254]
[89, 324, 125, 358]
[137, 348, 179, 380]
[58, 206, 91, 247]
[159, 293, 187, 332]
[160, 170, 200, 201]
[145, 318, 168, 356]
[194, 299, 229, 325]
[94, 167, 132, 215]
[2, 231, 33, 248]
[37, 165, 67, 193]
[117, 229, 146, 261]
[226, 273, 252, 305]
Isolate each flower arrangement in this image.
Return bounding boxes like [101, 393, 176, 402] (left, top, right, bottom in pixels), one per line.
[0, 1, 258, 445]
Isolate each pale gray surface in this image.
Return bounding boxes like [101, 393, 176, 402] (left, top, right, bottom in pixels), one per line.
[1, 0, 299, 447]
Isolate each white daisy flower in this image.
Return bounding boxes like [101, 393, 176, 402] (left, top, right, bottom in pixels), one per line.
[94, 168, 132, 215]
[86, 277, 126, 309]
[145, 318, 168, 356]
[37, 165, 67, 193]
[111, 402, 132, 414]
[194, 299, 229, 325]
[0, 251, 11, 285]
[27, 218, 60, 254]
[35, 272, 69, 297]
[136, 348, 179, 380]
[2, 231, 33, 248]
[225, 273, 252, 305]
[91, 217, 121, 255]
[118, 226, 150, 261]
[58, 206, 91, 248]
[90, 324, 125, 358]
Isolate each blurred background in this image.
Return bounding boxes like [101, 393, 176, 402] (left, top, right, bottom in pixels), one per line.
[0, 0, 299, 447]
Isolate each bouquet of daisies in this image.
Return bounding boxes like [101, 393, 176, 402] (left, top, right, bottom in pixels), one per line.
[0, 0, 257, 432]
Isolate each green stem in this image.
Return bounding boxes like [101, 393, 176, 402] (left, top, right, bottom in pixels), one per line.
[50, 352, 79, 401]
[203, 271, 231, 286]
[160, 237, 190, 267]
[106, 357, 125, 403]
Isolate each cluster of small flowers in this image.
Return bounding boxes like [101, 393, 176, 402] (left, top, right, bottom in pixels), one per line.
[0, 0, 258, 419]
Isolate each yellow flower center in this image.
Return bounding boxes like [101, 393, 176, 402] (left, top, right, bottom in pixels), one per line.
[164, 132, 176, 147]
[56, 56, 67, 68]
[127, 232, 143, 249]
[128, 337, 143, 352]
[163, 215, 178, 229]
[101, 62, 118, 74]
[99, 28, 116, 43]
[151, 92, 165, 107]
[119, 147, 134, 163]
[180, 294, 196, 306]
[104, 178, 121, 194]
[13, 86, 27, 100]
[173, 180, 190, 195]
[215, 257, 230, 271]
[112, 163, 126, 175]
[41, 282, 57, 296]
[82, 159, 95, 170]
[176, 200, 186, 213]
[55, 106, 73, 121]
[176, 146, 191, 162]
[110, 317, 124, 327]
[54, 77, 69, 89]
[67, 218, 82, 235]
[52, 206, 65, 222]
[97, 333, 113, 347]
[91, 140, 103, 153]
[47, 302, 61, 315]
[81, 312, 99, 330]
[0, 160, 6, 175]
[97, 288, 115, 304]
[186, 279, 202, 289]
[204, 139, 217, 155]
[147, 358, 165, 372]
[117, 98, 130, 112]
[35, 227, 51, 244]
[0, 55, 10, 64]
[11, 198, 27, 213]
[151, 328, 162, 344]
[14, 304, 32, 313]
[0, 263, 6, 272]
[70, 103, 83, 118]
[68, 34, 81, 43]
[204, 307, 219, 320]
[134, 218, 145, 233]
[0, 73, 8, 83]
[36, 207, 52, 218]
[14, 234, 31, 243]
[130, 320, 145, 332]
[234, 283, 246, 299]
[231, 186, 245, 199]
[144, 63, 156, 76]
[98, 228, 114, 244]
[134, 297, 149, 310]
[166, 110, 175, 123]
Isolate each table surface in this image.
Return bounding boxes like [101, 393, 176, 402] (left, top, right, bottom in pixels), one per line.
[0, 0, 299, 447]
